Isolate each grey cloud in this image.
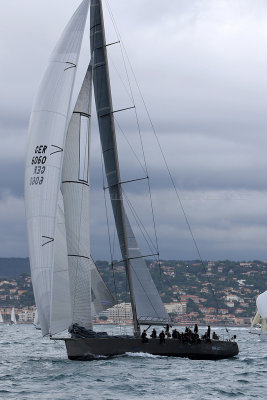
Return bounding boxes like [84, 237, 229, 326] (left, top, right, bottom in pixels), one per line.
[1, 0, 267, 259]
[0, 162, 24, 198]
[0, 194, 27, 257]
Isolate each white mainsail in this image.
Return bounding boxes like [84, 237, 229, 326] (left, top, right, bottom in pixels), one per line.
[0, 312, 3, 323]
[25, 0, 90, 336]
[256, 290, 267, 336]
[250, 291, 267, 337]
[256, 290, 267, 319]
[11, 308, 17, 324]
[26, 0, 170, 339]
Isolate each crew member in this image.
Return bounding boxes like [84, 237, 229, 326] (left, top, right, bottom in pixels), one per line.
[172, 329, 178, 339]
[159, 330, 166, 344]
[150, 328, 157, 338]
[141, 329, 148, 343]
[207, 325, 211, 339]
[212, 331, 219, 340]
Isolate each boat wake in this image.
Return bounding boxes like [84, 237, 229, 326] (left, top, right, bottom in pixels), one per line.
[124, 352, 167, 359]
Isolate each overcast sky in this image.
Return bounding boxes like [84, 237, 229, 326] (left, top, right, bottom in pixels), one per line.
[1, 0, 267, 260]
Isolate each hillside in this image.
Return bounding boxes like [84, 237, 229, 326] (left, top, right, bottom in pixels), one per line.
[0, 258, 265, 325]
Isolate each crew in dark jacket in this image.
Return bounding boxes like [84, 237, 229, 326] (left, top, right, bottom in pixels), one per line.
[141, 330, 148, 343]
[150, 328, 157, 338]
[172, 329, 178, 339]
[207, 325, 211, 339]
[159, 330, 166, 344]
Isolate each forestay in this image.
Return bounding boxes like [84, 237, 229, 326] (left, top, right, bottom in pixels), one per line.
[25, 0, 90, 336]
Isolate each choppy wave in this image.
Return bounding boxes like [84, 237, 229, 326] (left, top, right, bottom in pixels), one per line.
[0, 325, 266, 400]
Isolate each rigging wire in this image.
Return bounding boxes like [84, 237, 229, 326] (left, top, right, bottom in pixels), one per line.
[113, 116, 147, 175]
[104, 0, 230, 336]
[108, 54, 134, 104]
[122, 189, 158, 256]
[105, 0, 160, 259]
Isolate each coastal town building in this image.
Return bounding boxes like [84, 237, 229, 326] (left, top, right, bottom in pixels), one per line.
[107, 303, 133, 323]
[0, 259, 266, 326]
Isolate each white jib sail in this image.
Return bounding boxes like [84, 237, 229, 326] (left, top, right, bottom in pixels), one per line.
[91, 258, 115, 315]
[257, 290, 267, 319]
[25, 0, 90, 336]
[250, 311, 261, 329]
[34, 309, 39, 325]
[11, 308, 17, 324]
[62, 64, 115, 327]
[261, 318, 267, 332]
[62, 66, 93, 329]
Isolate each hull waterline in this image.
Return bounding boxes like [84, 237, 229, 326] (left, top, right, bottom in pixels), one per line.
[58, 337, 239, 361]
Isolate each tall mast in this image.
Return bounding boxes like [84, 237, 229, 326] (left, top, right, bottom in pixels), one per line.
[90, 0, 139, 335]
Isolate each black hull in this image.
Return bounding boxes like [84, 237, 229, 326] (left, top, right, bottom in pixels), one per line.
[62, 337, 239, 361]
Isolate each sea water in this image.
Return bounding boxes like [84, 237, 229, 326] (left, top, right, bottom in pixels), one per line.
[0, 324, 266, 400]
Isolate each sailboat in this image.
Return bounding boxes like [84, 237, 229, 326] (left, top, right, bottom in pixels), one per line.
[0, 311, 4, 323]
[250, 290, 267, 341]
[33, 309, 41, 330]
[25, 0, 238, 360]
[10, 308, 17, 325]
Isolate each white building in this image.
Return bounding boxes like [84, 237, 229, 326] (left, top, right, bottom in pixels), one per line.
[226, 295, 239, 302]
[18, 309, 35, 323]
[108, 303, 133, 323]
[164, 302, 186, 315]
[225, 301, 235, 308]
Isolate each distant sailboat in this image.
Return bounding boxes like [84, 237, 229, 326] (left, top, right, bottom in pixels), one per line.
[0, 311, 4, 323]
[10, 308, 17, 325]
[25, 0, 238, 360]
[33, 309, 41, 330]
[250, 291, 267, 341]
